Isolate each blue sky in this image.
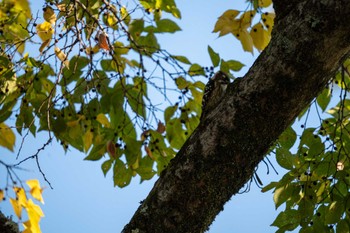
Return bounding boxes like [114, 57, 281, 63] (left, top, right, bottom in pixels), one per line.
[0, 1, 287, 232]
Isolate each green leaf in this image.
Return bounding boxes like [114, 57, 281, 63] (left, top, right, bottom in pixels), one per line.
[166, 118, 186, 149]
[0, 123, 15, 151]
[156, 19, 181, 33]
[325, 201, 344, 224]
[221, 59, 245, 72]
[276, 147, 294, 170]
[84, 144, 105, 161]
[171, 55, 191, 64]
[69, 56, 89, 71]
[175, 76, 189, 90]
[113, 159, 132, 187]
[164, 105, 178, 123]
[188, 64, 205, 76]
[271, 209, 300, 231]
[126, 86, 146, 118]
[273, 183, 297, 209]
[124, 137, 142, 166]
[136, 156, 155, 181]
[208, 46, 220, 67]
[337, 219, 350, 233]
[102, 159, 113, 176]
[129, 19, 144, 38]
[136, 33, 159, 54]
[261, 181, 278, 193]
[316, 87, 331, 112]
[278, 126, 297, 149]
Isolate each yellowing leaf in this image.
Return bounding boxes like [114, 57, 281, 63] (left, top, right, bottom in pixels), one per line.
[261, 12, 275, 33]
[0, 189, 4, 202]
[258, 0, 272, 8]
[26, 180, 44, 204]
[43, 6, 57, 25]
[0, 123, 16, 151]
[85, 45, 100, 55]
[66, 120, 79, 127]
[83, 131, 93, 152]
[24, 199, 44, 233]
[96, 113, 110, 127]
[233, 29, 254, 53]
[213, 10, 240, 37]
[36, 22, 54, 41]
[144, 145, 154, 160]
[250, 22, 270, 51]
[39, 39, 51, 53]
[120, 6, 131, 24]
[240, 10, 256, 29]
[14, 187, 27, 206]
[10, 198, 23, 219]
[54, 47, 69, 68]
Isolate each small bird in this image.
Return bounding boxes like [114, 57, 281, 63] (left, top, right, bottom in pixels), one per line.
[201, 71, 230, 121]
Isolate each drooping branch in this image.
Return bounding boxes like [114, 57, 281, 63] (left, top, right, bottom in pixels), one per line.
[123, 1, 350, 232]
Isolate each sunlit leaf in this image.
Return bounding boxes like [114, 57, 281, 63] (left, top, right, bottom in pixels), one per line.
[36, 22, 54, 42]
[213, 10, 240, 37]
[156, 19, 181, 33]
[0, 123, 16, 151]
[188, 64, 205, 76]
[258, 0, 272, 8]
[83, 131, 93, 152]
[54, 47, 69, 68]
[250, 22, 270, 51]
[208, 46, 220, 67]
[26, 179, 44, 204]
[10, 198, 23, 219]
[43, 6, 56, 25]
[96, 113, 111, 128]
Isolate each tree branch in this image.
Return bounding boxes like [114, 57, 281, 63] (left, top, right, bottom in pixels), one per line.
[123, 1, 350, 232]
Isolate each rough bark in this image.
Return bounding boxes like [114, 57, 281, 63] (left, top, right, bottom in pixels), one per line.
[123, 1, 350, 232]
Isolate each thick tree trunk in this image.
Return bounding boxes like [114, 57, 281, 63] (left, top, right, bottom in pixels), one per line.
[123, 1, 350, 232]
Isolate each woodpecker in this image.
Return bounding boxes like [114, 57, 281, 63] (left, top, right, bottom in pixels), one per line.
[201, 71, 230, 121]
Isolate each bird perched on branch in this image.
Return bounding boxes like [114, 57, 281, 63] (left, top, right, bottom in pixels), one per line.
[201, 71, 230, 121]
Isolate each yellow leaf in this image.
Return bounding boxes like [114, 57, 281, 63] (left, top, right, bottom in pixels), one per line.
[261, 12, 275, 33]
[24, 199, 44, 233]
[83, 131, 93, 152]
[39, 39, 51, 53]
[233, 29, 254, 53]
[43, 6, 57, 25]
[54, 47, 69, 68]
[0, 189, 3, 202]
[0, 123, 16, 151]
[213, 10, 240, 37]
[14, 187, 27, 206]
[240, 10, 256, 29]
[15, 0, 31, 19]
[36, 22, 54, 42]
[96, 113, 110, 127]
[120, 6, 130, 24]
[85, 45, 100, 55]
[258, 0, 272, 8]
[10, 198, 23, 219]
[250, 22, 270, 51]
[26, 180, 44, 204]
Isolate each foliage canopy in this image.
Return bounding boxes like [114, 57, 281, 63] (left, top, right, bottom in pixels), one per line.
[1, 0, 350, 233]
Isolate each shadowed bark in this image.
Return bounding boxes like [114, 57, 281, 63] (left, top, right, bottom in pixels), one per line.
[123, 0, 350, 232]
